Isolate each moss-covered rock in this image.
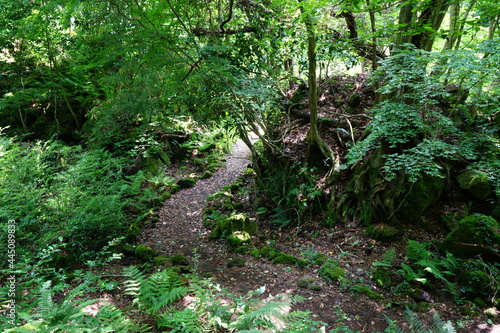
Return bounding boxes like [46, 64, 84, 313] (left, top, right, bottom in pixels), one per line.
[210, 213, 257, 239]
[250, 248, 261, 258]
[201, 170, 213, 179]
[236, 245, 253, 254]
[153, 255, 173, 267]
[260, 246, 280, 260]
[135, 245, 156, 260]
[441, 215, 500, 259]
[395, 174, 446, 223]
[457, 170, 493, 200]
[319, 261, 345, 283]
[298, 279, 314, 288]
[373, 267, 392, 289]
[227, 231, 252, 247]
[442, 210, 468, 231]
[351, 285, 385, 300]
[122, 243, 136, 256]
[176, 177, 197, 189]
[366, 224, 399, 242]
[171, 254, 190, 266]
[272, 253, 299, 265]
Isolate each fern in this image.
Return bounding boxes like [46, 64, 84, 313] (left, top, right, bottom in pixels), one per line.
[157, 308, 199, 332]
[230, 301, 287, 330]
[6, 280, 142, 333]
[403, 308, 456, 333]
[123, 266, 188, 315]
[374, 249, 397, 267]
[406, 240, 431, 261]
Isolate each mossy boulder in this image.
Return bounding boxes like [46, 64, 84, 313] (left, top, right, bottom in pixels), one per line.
[201, 170, 213, 179]
[351, 285, 384, 300]
[457, 170, 493, 200]
[298, 279, 315, 288]
[122, 243, 136, 256]
[395, 174, 446, 224]
[272, 253, 299, 265]
[153, 255, 173, 267]
[135, 245, 156, 260]
[176, 177, 197, 189]
[441, 215, 500, 259]
[319, 261, 346, 283]
[171, 254, 190, 266]
[366, 224, 399, 242]
[259, 246, 280, 260]
[250, 248, 261, 258]
[210, 213, 257, 239]
[227, 231, 252, 247]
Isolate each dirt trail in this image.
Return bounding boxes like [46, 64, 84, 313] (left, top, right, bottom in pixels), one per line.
[139, 138, 253, 261]
[138, 138, 391, 332]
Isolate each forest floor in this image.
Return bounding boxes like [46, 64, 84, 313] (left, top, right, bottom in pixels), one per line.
[106, 75, 499, 332]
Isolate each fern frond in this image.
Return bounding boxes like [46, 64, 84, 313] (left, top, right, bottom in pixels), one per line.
[157, 308, 199, 332]
[123, 266, 146, 297]
[231, 301, 287, 330]
[407, 240, 431, 261]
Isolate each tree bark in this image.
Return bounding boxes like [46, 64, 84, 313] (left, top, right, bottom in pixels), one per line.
[303, 10, 339, 173]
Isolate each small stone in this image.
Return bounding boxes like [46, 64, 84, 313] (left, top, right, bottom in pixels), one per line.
[484, 307, 499, 318]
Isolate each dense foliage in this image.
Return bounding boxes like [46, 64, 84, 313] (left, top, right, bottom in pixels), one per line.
[1, 0, 500, 331]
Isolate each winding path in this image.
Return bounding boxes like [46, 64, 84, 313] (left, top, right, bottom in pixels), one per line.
[139, 138, 253, 272]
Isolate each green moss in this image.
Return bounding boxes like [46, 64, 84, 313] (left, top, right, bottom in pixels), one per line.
[297, 259, 308, 268]
[441, 215, 500, 259]
[457, 170, 493, 200]
[314, 255, 328, 266]
[135, 245, 156, 260]
[319, 261, 345, 283]
[272, 253, 299, 265]
[309, 285, 322, 291]
[298, 279, 314, 288]
[250, 248, 261, 258]
[373, 267, 392, 289]
[153, 255, 173, 267]
[236, 245, 253, 254]
[396, 174, 446, 224]
[171, 254, 189, 266]
[351, 285, 385, 300]
[260, 246, 280, 260]
[414, 302, 432, 313]
[227, 231, 252, 247]
[210, 213, 258, 239]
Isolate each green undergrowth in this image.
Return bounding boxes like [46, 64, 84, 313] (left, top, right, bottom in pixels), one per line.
[0, 124, 235, 267]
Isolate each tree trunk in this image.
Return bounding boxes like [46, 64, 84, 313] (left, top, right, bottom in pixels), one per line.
[303, 11, 339, 173]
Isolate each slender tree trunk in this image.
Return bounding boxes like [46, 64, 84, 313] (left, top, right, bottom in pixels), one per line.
[303, 11, 339, 173]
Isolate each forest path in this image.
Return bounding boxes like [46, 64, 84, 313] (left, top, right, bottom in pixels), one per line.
[139, 138, 255, 272]
[138, 137, 389, 332]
